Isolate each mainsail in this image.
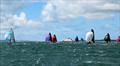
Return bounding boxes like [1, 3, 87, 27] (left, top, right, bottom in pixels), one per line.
[4, 28, 15, 42]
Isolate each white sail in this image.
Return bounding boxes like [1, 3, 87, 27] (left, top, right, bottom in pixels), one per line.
[4, 28, 15, 41]
[86, 32, 93, 42]
[4, 31, 12, 40]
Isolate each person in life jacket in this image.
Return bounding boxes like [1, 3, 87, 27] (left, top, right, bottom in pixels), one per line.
[45, 33, 52, 42]
[75, 36, 79, 42]
[52, 34, 57, 43]
[104, 33, 111, 43]
[116, 36, 120, 43]
[4, 28, 15, 45]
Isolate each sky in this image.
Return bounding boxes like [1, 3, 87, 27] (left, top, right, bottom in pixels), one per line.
[0, 0, 120, 41]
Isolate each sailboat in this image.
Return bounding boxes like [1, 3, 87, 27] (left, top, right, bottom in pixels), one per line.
[4, 28, 15, 45]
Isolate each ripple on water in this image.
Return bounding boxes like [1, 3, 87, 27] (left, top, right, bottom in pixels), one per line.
[23, 43, 27, 45]
[36, 58, 41, 64]
[83, 61, 93, 63]
[21, 49, 26, 53]
[98, 50, 104, 53]
[73, 49, 76, 52]
[85, 54, 89, 56]
[99, 54, 107, 57]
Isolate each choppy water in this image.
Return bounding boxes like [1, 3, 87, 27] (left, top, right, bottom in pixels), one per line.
[0, 41, 120, 66]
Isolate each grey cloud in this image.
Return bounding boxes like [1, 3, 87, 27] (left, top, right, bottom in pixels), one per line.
[41, 0, 120, 20]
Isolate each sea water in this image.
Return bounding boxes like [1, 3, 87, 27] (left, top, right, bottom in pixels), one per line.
[0, 41, 120, 66]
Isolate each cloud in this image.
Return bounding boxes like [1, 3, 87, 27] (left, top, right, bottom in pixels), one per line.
[41, 2, 55, 21]
[41, 0, 120, 21]
[14, 12, 41, 27]
[0, 12, 41, 34]
[0, 0, 44, 34]
[0, 0, 47, 24]
[0, 0, 47, 14]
